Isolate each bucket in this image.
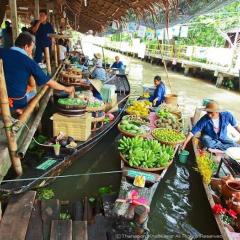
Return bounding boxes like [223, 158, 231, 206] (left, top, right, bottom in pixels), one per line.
[202, 99, 213, 107]
[165, 94, 178, 105]
[179, 150, 189, 164]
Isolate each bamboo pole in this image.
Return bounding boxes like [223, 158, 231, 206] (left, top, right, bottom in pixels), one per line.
[0, 59, 22, 176]
[34, 0, 39, 19]
[44, 47, 52, 75]
[9, 0, 18, 42]
[54, 41, 59, 67]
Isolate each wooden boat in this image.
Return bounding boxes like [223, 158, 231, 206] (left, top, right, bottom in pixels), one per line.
[0, 73, 130, 194]
[191, 108, 240, 240]
[112, 166, 171, 238]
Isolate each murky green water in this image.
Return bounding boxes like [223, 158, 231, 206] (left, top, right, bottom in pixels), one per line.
[49, 49, 239, 239]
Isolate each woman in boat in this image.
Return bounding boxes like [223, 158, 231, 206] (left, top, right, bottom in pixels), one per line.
[182, 101, 240, 151]
[149, 75, 166, 107]
[91, 61, 106, 82]
[0, 32, 74, 113]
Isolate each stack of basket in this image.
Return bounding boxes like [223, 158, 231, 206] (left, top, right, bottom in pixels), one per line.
[59, 69, 83, 85]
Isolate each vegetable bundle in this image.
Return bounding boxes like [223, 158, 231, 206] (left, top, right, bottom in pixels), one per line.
[58, 98, 87, 106]
[118, 136, 174, 168]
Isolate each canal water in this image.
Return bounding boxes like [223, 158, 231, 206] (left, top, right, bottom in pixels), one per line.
[50, 50, 239, 239]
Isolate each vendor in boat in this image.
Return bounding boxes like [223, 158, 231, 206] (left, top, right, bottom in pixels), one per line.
[91, 61, 106, 82]
[148, 75, 166, 107]
[0, 32, 74, 113]
[182, 101, 240, 151]
[111, 56, 124, 70]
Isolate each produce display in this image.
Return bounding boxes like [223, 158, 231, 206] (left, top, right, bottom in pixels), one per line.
[122, 115, 150, 125]
[119, 120, 150, 136]
[152, 128, 185, 144]
[196, 150, 218, 184]
[58, 98, 87, 106]
[126, 100, 151, 117]
[155, 117, 182, 131]
[118, 137, 174, 168]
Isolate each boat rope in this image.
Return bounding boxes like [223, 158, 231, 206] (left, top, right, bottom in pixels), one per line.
[1, 170, 127, 183]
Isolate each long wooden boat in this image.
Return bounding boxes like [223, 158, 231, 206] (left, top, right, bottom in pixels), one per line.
[191, 110, 240, 240]
[0, 74, 130, 194]
[111, 165, 172, 238]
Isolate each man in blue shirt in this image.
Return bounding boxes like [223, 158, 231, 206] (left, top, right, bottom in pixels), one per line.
[0, 32, 74, 112]
[182, 101, 240, 151]
[111, 56, 124, 70]
[149, 75, 166, 107]
[31, 10, 54, 63]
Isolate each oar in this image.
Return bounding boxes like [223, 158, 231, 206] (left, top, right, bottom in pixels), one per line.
[106, 93, 130, 113]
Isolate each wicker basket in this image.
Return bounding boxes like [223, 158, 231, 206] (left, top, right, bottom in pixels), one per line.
[120, 153, 173, 172]
[117, 123, 148, 138]
[59, 71, 83, 85]
[165, 94, 178, 105]
[151, 128, 186, 146]
[53, 113, 92, 141]
[91, 114, 105, 131]
[86, 104, 106, 131]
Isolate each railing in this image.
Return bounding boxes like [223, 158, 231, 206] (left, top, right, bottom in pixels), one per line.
[92, 37, 239, 74]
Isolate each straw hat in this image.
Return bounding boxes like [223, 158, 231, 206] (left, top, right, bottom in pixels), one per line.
[89, 79, 103, 93]
[94, 53, 102, 59]
[204, 101, 222, 113]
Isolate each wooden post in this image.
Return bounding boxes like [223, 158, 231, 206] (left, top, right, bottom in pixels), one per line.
[54, 41, 59, 67]
[34, 0, 39, 19]
[44, 47, 52, 75]
[0, 59, 22, 176]
[9, 0, 18, 42]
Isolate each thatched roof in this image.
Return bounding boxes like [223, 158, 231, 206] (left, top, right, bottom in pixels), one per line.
[60, 0, 182, 32]
[1, 0, 236, 33]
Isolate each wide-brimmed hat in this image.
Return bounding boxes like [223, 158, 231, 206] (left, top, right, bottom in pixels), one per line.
[204, 101, 222, 113]
[94, 53, 102, 59]
[89, 79, 103, 93]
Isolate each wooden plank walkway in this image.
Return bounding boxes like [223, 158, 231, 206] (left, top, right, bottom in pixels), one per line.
[0, 191, 36, 240]
[0, 191, 117, 240]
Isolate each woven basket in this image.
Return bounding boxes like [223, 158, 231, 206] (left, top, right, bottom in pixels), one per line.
[120, 153, 173, 172]
[151, 128, 186, 146]
[59, 71, 83, 85]
[117, 123, 148, 138]
[53, 113, 92, 141]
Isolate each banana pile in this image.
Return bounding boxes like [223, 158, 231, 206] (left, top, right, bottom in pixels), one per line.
[126, 101, 151, 117]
